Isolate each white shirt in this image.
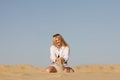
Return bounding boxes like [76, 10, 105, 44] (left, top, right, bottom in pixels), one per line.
[50, 45, 70, 62]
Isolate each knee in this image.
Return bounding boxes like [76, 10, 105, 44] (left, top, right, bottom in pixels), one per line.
[63, 67, 74, 73]
[45, 66, 57, 73]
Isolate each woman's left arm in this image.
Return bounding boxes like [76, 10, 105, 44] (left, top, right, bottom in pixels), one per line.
[62, 47, 70, 62]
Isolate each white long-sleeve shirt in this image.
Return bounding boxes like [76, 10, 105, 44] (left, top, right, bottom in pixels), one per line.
[50, 45, 70, 62]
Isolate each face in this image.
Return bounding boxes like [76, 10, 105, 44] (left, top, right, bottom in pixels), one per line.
[54, 37, 62, 47]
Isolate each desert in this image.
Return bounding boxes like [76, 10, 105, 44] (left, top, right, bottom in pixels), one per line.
[0, 64, 120, 80]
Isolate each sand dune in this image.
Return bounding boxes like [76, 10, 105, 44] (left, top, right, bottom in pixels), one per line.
[73, 64, 120, 72]
[0, 64, 120, 80]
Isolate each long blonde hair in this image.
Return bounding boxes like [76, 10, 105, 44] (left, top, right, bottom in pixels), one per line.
[52, 34, 69, 47]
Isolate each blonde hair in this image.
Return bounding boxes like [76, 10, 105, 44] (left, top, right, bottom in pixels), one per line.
[52, 34, 69, 47]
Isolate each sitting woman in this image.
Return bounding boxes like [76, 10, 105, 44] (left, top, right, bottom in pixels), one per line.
[46, 34, 74, 73]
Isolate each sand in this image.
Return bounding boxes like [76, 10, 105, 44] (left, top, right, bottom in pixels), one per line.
[0, 64, 120, 80]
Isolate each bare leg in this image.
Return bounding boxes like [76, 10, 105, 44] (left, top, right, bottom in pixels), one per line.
[63, 67, 74, 73]
[46, 66, 57, 73]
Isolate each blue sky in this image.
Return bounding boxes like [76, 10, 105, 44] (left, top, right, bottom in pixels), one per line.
[0, 0, 120, 67]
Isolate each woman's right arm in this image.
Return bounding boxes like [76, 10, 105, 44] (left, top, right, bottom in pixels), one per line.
[50, 45, 57, 62]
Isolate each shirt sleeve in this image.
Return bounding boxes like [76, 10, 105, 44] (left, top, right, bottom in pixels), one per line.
[50, 45, 57, 62]
[63, 47, 70, 62]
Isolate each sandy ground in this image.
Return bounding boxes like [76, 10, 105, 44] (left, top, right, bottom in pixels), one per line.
[0, 64, 120, 80]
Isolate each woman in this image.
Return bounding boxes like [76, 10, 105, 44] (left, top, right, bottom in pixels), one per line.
[46, 34, 74, 73]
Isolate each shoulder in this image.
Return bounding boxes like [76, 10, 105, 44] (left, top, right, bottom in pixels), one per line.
[50, 45, 56, 48]
[50, 45, 56, 50]
[63, 46, 70, 50]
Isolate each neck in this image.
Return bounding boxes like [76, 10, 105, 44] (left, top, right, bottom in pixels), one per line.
[57, 45, 62, 49]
